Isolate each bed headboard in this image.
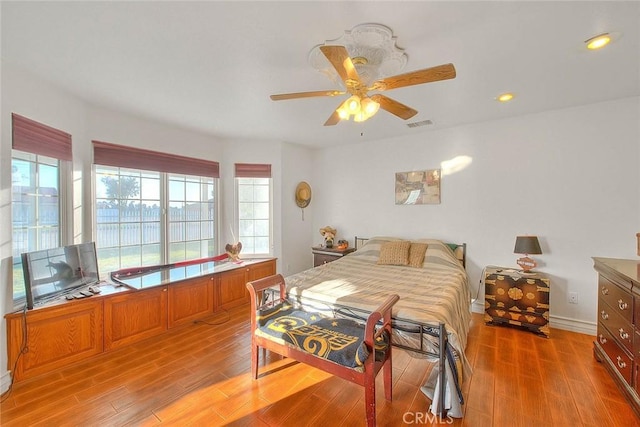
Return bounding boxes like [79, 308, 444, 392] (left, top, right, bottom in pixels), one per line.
[354, 236, 467, 268]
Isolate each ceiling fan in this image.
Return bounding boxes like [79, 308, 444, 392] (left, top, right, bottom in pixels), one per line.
[270, 45, 456, 126]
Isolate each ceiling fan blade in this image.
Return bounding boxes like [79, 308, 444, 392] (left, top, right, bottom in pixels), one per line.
[324, 100, 347, 126]
[270, 90, 344, 101]
[373, 63, 456, 91]
[370, 94, 418, 120]
[319, 45, 361, 86]
[324, 110, 341, 126]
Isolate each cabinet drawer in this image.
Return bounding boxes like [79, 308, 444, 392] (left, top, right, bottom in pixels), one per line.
[598, 299, 634, 353]
[597, 323, 633, 385]
[314, 253, 338, 266]
[485, 274, 549, 315]
[598, 275, 633, 323]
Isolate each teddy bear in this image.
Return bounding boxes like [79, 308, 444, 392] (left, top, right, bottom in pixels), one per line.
[319, 226, 337, 248]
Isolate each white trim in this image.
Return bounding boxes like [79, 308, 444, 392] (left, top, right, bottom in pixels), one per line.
[1, 370, 12, 394]
[549, 314, 596, 336]
[471, 301, 596, 335]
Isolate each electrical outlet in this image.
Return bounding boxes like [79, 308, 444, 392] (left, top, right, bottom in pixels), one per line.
[568, 292, 578, 304]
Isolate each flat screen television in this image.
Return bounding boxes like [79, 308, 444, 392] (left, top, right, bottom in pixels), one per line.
[22, 242, 100, 309]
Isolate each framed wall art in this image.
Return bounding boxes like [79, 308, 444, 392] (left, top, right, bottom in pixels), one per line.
[395, 169, 441, 205]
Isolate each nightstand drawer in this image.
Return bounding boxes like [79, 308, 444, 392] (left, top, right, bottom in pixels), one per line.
[314, 253, 338, 266]
[312, 246, 355, 267]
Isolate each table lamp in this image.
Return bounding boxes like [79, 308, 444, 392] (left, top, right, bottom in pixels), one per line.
[514, 235, 542, 272]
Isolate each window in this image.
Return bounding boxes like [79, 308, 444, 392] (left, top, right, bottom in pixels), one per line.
[235, 163, 272, 256]
[93, 141, 219, 275]
[11, 114, 72, 302]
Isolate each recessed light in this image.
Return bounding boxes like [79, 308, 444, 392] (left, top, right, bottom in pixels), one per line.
[496, 93, 514, 103]
[585, 33, 611, 50]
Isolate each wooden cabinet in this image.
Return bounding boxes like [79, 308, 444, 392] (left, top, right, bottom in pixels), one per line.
[6, 299, 103, 380]
[216, 259, 277, 310]
[103, 286, 168, 351]
[312, 246, 356, 267]
[593, 257, 640, 417]
[6, 258, 277, 382]
[483, 266, 550, 337]
[216, 268, 249, 310]
[247, 259, 277, 282]
[168, 276, 215, 328]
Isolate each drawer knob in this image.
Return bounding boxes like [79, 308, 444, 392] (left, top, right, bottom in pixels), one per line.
[598, 334, 607, 344]
[617, 299, 628, 310]
[618, 328, 630, 340]
[616, 356, 626, 369]
[601, 286, 609, 295]
[600, 310, 609, 320]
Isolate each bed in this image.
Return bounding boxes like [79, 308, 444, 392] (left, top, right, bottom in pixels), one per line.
[282, 236, 472, 417]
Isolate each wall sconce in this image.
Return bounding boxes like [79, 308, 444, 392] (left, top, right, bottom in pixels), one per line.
[514, 235, 542, 272]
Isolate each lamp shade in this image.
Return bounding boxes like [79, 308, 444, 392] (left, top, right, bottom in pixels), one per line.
[514, 236, 542, 255]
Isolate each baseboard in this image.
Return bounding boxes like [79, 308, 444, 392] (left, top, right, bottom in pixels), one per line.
[1, 370, 11, 394]
[549, 314, 596, 336]
[471, 301, 597, 336]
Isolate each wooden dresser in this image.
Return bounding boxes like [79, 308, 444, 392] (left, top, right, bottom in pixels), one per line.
[593, 257, 640, 417]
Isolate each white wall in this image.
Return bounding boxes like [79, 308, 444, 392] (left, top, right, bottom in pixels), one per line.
[312, 96, 640, 333]
[281, 143, 315, 274]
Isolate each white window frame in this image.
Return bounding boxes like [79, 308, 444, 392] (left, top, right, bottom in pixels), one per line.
[92, 165, 219, 275]
[234, 177, 273, 257]
[11, 150, 72, 304]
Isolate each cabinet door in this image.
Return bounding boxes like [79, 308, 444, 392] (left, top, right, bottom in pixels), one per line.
[168, 276, 214, 328]
[104, 287, 167, 351]
[6, 299, 103, 381]
[247, 259, 276, 282]
[215, 268, 248, 311]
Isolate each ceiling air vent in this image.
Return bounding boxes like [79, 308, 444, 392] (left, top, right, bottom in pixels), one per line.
[406, 119, 433, 129]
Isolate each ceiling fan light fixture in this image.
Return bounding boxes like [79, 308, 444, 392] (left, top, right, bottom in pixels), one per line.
[361, 97, 380, 116]
[346, 95, 361, 113]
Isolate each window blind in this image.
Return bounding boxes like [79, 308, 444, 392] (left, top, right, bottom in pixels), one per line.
[93, 140, 220, 178]
[234, 163, 272, 178]
[12, 113, 72, 161]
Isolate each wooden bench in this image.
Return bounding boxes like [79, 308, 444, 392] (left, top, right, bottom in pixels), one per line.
[246, 274, 399, 426]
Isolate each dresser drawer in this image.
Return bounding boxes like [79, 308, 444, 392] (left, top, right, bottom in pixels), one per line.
[597, 323, 633, 385]
[598, 299, 634, 353]
[598, 275, 633, 323]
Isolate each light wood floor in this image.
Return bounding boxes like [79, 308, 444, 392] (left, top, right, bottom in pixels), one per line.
[1, 307, 639, 426]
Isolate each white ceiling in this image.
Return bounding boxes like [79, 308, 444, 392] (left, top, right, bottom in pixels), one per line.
[2, 1, 639, 148]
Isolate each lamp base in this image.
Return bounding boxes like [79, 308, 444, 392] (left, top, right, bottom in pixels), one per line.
[516, 256, 537, 272]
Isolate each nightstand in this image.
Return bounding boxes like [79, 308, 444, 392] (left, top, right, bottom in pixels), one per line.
[483, 266, 550, 337]
[312, 246, 356, 267]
